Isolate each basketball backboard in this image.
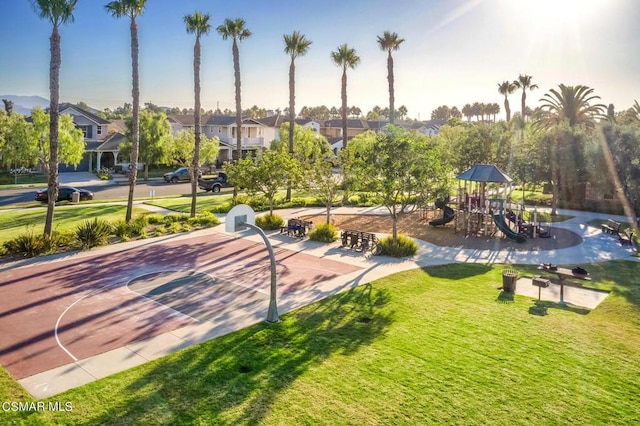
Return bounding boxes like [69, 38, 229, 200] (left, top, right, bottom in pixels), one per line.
[225, 204, 256, 233]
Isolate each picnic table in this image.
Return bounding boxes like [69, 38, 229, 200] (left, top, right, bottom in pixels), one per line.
[537, 264, 591, 304]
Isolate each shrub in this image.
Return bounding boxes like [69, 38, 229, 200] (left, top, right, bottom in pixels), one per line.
[182, 223, 192, 232]
[129, 216, 149, 236]
[255, 213, 284, 231]
[3, 230, 53, 258]
[164, 213, 188, 225]
[147, 214, 164, 225]
[377, 234, 418, 257]
[112, 220, 131, 238]
[154, 226, 166, 237]
[168, 222, 181, 234]
[96, 168, 111, 180]
[139, 229, 148, 239]
[76, 218, 112, 249]
[187, 212, 220, 227]
[308, 223, 338, 243]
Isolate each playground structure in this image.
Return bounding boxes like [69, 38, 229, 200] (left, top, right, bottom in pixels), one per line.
[450, 164, 549, 242]
[429, 200, 455, 227]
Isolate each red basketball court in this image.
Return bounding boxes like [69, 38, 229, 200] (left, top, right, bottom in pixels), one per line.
[0, 232, 361, 380]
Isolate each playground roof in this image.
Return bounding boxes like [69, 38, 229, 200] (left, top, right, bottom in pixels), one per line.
[456, 164, 512, 183]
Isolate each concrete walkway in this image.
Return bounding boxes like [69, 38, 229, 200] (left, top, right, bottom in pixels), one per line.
[8, 205, 639, 398]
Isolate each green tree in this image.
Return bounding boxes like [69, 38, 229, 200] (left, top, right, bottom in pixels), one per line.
[119, 111, 171, 181]
[498, 80, 516, 122]
[224, 149, 298, 215]
[217, 18, 251, 161]
[330, 44, 360, 149]
[0, 113, 38, 168]
[30, 107, 85, 173]
[185, 11, 212, 217]
[631, 100, 640, 124]
[105, 0, 147, 223]
[169, 130, 219, 170]
[283, 31, 312, 201]
[513, 74, 538, 122]
[376, 31, 405, 124]
[344, 126, 449, 242]
[31, 0, 78, 237]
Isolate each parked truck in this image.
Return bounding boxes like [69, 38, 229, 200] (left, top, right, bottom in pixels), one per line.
[197, 171, 231, 193]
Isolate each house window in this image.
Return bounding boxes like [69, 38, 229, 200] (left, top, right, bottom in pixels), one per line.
[97, 125, 102, 135]
[77, 125, 92, 138]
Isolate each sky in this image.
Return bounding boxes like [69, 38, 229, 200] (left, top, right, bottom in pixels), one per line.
[1, 0, 639, 120]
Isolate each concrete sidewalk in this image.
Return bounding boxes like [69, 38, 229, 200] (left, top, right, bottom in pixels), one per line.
[10, 205, 640, 398]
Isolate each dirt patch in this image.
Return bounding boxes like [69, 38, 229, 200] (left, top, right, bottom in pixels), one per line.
[300, 212, 582, 252]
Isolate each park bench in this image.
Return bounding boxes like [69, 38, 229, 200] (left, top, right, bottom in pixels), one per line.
[601, 219, 621, 235]
[340, 230, 381, 254]
[280, 218, 313, 238]
[619, 228, 635, 246]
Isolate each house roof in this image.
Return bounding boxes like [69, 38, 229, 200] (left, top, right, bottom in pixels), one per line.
[322, 119, 367, 129]
[58, 103, 110, 125]
[456, 164, 512, 183]
[97, 132, 126, 151]
[109, 119, 127, 133]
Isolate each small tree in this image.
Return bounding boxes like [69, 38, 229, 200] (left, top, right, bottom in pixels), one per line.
[168, 130, 220, 171]
[224, 149, 298, 215]
[119, 111, 172, 181]
[30, 108, 84, 173]
[344, 126, 449, 242]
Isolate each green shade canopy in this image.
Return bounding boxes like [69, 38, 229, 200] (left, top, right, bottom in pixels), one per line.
[456, 164, 512, 183]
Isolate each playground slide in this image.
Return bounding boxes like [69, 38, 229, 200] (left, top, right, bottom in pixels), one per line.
[429, 205, 455, 227]
[493, 213, 527, 243]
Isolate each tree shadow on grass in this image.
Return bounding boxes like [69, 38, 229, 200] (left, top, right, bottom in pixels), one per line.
[496, 290, 515, 303]
[528, 300, 590, 316]
[422, 263, 493, 280]
[78, 283, 394, 425]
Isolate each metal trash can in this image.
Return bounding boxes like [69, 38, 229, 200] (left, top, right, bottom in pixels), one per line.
[502, 269, 518, 292]
[71, 191, 80, 203]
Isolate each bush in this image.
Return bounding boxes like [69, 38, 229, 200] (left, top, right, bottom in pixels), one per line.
[139, 229, 148, 239]
[182, 223, 192, 232]
[377, 234, 418, 257]
[129, 216, 149, 235]
[255, 213, 284, 230]
[112, 220, 131, 238]
[76, 218, 112, 249]
[164, 214, 188, 225]
[96, 168, 111, 180]
[147, 214, 164, 225]
[4, 230, 53, 258]
[187, 212, 220, 227]
[154, 226, 166, 237]
[168, 222, 181, 234]
[308, 223, 338, 243]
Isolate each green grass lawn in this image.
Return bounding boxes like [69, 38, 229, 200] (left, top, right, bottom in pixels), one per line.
[0, 205, 148, 245]
[2, 262, 638, 424]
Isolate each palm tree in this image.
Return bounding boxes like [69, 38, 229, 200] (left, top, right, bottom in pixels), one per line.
[283, 30, 312, 200]
[105, 0, 146, 223]
[31, 0, 78, 237]
[538, 84, 606, 129]
[185, 11, 211, 218]
[331, 44, 360, 149]
[498, 80, 516, 122]
[462, 104, 473, 121]
[376, 31, 405, 124]
[633, 100, 640, 123]
[513, 74, 538, 122]
[217, 18, 251, 162]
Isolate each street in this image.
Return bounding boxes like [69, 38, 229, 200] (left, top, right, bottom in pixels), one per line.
[0, 180, 232, 207]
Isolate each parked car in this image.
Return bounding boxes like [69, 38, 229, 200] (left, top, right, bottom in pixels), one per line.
[198, 172, 232, 193]
[163, 167, 202, 183]
[35, 186, 94, 202]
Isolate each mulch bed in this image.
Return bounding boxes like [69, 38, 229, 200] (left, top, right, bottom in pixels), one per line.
[300, 211, 582, 252]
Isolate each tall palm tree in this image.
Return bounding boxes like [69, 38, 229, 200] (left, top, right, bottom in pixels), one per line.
[498, 80, 516, 122]
[513, 74, 538, 122]
[632, 100, 640, 123]
[376, 31, 404, 125]
[538, 84, 606, 129]
[331, 44, 360, 149]
[31, 0, 78, 238]
[462, 103, 472, 121]
[283, 30, 312, 200]
[184, 11, 211, 218]
[217, 18, 251, 161]
[105, 0, 146, 223]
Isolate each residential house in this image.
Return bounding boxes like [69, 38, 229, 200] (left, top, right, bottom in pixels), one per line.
[410, 119, 446, 137]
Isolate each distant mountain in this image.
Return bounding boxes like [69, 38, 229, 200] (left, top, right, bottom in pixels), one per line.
[1, 95, 49, 116]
